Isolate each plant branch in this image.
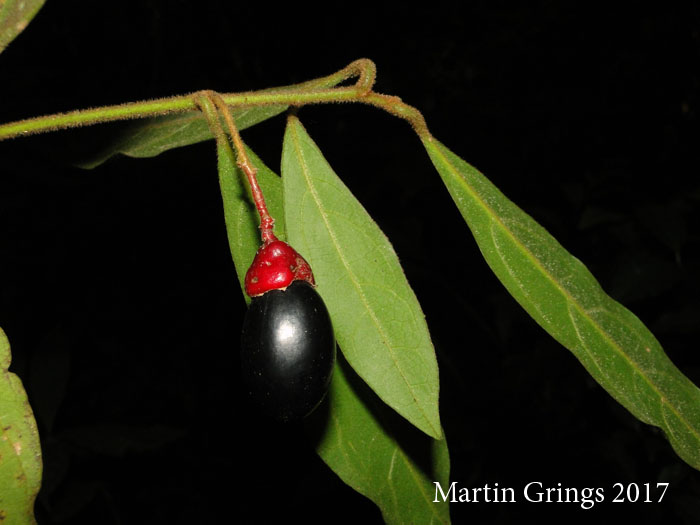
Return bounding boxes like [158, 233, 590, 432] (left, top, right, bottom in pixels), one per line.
[0, 58, 430, 143]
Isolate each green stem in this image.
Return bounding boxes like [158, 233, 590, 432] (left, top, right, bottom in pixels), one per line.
[0, 58, 429, 142]
[0, 96, 194, 140]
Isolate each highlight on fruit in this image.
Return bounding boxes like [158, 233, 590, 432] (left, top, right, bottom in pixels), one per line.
[241, 238, 336, 421]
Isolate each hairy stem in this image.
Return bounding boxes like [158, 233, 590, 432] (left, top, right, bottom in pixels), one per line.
[361, 92, 429, 137]
[0, 58, 430, 143]
[195, 92, 274, 240]
[198, 90, 277, 243]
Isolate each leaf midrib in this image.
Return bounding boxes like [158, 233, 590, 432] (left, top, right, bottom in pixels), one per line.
[288, 122, 439, 438]
[427, 139, 700, 445]
[490, 222, 638, 414]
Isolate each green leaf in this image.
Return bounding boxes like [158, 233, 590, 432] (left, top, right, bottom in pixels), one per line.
[0, 0, 46, 55]
[424, 137, 700, 470]
[214, 136, 450, 521]
[282, 116, 442, 440]
[0, 327, 42, 523]
[308, 356, 451, 525]
[79, 105, 287, 169]
[215, 140, 285, 298]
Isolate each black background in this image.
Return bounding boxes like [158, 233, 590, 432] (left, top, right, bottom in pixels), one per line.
[1, 2, 699, 524]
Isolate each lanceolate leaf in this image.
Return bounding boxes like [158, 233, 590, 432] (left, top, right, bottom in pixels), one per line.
[282, 116, 442, 440]
[308, 356, 451, 525]
[79, 105, 287, 169]
[215, 135, 450, 522]
[0, 0, 46, 55]
[215, 141, 285, 298]
[424, 138, 700, 469]
[0, 327, 42, 523]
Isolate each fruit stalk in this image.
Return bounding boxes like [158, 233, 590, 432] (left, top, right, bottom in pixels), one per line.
[195, 92, 335, 421]
[195, 91, 315, 296]
[209, 93, 276, 243]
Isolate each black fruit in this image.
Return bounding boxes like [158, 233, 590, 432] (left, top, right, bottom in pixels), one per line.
[241, 280, 336, 421]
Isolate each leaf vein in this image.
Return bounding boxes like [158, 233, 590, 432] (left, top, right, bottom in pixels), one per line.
[290, 124, 436, 435]
[396, 445, 449, 524]
[429, 141, 700, 444]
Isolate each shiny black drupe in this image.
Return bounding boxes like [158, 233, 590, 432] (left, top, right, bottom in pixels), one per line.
[241, 280, 336, 421]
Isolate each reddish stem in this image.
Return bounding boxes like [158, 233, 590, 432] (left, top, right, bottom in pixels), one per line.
[239, 157, 277, 243]
[210, 94, 277, 243]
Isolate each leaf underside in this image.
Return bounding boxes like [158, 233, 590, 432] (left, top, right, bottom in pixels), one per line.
[78, 104, 287, 169]
[282, 116, 442, 440]
[0, 0, 46, 55]
[308, 356, 451, 525]
[0, 328, 42, 524]
[424, 137, 700, 470]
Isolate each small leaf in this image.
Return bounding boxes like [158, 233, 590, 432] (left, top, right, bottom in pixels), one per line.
[308, 356, 451, 525]
[79, 105, 287, 169]
[215, 141, 284, 298]
[0, 0, 46, 55]
[282, 116, 442, 439]
[424, 137, 700, 470]
[0, 327, 42, 523]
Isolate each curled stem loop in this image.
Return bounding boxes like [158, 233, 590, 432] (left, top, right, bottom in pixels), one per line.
[0, 58, 430, 143]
